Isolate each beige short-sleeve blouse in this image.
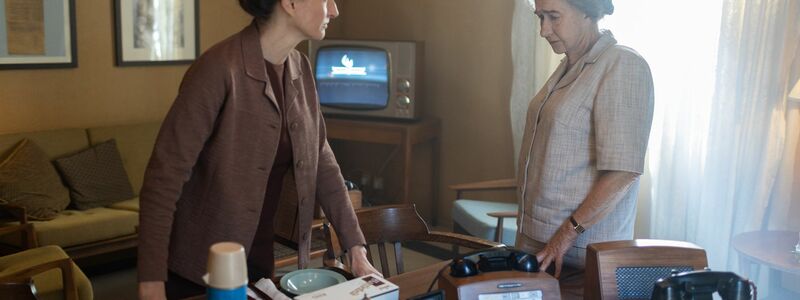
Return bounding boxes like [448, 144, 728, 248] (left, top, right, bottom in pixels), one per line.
[516, 31, 654, 267]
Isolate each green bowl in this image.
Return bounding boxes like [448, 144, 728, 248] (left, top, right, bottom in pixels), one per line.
[280, 269, 347, 295]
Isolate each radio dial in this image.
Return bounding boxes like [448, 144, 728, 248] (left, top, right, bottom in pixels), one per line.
[397, 79, 412, 93]
[396, 95, 412, 108]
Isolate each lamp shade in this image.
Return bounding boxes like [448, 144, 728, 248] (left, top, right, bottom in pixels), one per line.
[790, 79, 800, 100]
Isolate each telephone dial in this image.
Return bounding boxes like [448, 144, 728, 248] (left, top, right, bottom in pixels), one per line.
[651, 268, 755, 300]
[449, 246, 539, 277]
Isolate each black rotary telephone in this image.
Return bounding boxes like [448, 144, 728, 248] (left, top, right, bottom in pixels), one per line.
[449, 246, 539, 277]
[651, 269, 755, 300]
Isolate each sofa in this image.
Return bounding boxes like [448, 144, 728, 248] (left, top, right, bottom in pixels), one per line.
[0, 122, 161, 262]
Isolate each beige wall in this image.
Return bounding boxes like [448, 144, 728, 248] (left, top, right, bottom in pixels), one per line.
[0, 2, 252, 134]
[0, 0, 515, 225]
[331, 0, 517, 224]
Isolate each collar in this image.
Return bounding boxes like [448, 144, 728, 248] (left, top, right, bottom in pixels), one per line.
[552, 30, 617, 91]
[241, 20, 303, 83]
[583, 30, 616, 64]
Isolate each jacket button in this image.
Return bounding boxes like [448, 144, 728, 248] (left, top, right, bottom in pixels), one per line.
[290, 122, 298, 130]
[296, 160, 304, 168]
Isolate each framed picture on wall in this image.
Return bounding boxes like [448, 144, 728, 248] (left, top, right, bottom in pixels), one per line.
[114, 0, 199, 66]
[0, 0, 77, 70]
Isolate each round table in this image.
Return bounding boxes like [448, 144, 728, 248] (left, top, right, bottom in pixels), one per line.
[732, 230, 800, 298]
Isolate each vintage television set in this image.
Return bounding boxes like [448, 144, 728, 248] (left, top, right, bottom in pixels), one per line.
[308, 39, 423, 120]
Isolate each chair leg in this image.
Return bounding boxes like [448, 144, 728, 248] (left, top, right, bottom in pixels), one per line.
[495, 217, 505, 244]
[322, 223, 343, 268]
[377, 243, 390, 277]
[394, 243, 404, 275]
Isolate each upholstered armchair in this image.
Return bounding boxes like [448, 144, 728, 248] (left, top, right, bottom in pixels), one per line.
[450, 178, 518, 245]
[0, 204, 93, 300]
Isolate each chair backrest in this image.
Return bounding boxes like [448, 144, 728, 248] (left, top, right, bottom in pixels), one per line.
[585, 239, 708, 300]
[354, 205, 500, 277]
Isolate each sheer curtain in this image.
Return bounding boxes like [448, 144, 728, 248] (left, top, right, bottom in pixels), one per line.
[509, 0, 561, 164]
[604, 2, 800, 251]
[698, 0, 799, 268]
[509, 0, 800, 288]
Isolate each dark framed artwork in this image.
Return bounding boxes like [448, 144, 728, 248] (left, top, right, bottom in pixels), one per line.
[114, 0, 199, 66]
[0, 0, 77, 70]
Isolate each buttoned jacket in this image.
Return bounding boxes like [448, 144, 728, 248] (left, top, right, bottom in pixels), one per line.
[137, 22, 365, 284]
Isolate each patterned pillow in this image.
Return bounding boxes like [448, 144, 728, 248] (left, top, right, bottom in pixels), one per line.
[0, 139, 71, 220]
[54, 139, 135, 210]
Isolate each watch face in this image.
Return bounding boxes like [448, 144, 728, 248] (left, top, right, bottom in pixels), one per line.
[575, 225, 585, 233]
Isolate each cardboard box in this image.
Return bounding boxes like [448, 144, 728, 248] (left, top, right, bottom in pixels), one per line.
[294, 274, 399, 300]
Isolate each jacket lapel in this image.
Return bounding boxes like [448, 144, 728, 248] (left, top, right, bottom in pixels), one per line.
[241, 22, 280, 112]
[283, 51, 304, 119]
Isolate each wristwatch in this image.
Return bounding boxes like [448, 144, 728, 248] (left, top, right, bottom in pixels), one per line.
[569, 216, 586, 234]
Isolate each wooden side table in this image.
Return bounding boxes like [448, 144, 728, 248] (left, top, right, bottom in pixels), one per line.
[732, 230, 800, 299]
[324, 117, 441, 220]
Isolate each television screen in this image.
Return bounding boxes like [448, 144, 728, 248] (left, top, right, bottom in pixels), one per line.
[314, 46, 390, 110]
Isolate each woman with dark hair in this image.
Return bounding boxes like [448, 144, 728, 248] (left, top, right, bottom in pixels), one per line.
[137, 0, 380, 298]
[516, 0, 654, 298]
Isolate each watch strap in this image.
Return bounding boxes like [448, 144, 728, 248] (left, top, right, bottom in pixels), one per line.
[569, 216, 586, 234]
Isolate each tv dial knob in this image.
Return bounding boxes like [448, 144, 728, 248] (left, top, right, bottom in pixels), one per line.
[396, 95, 412, 107]
[397, 79, 411, 93]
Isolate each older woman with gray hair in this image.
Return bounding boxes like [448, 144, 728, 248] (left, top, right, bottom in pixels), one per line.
[516, 0, 654, 297]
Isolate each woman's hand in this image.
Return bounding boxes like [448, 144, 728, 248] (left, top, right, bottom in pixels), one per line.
[138, 281, 166, 300]
[347, 245, 383, 278]
[535, 222, 579, 278]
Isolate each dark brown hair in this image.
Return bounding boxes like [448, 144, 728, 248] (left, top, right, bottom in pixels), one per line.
[566, 0, 614, 21]
[239, 0, 280, 22]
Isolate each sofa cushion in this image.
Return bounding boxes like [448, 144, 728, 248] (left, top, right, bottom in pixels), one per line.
[1, 208, 138, 248]
[0, 139, 70, 220]
[87, 122, 161, 195]
[54, 140, 135, 210]
[108, 197, 139, 212]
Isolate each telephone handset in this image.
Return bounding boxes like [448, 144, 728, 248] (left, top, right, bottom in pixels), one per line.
[449, 246, 539, 278]
[651, 269, 754, 300]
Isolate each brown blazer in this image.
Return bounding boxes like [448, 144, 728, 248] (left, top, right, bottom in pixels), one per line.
[137, 22, 366, 284]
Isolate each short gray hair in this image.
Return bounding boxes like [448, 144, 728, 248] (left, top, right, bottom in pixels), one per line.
[565, 0, 614, 21]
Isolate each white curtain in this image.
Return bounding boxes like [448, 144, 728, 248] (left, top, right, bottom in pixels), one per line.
[698, 0, 800, 264]
[509, 0, 800, 294]
[509, 0, 561, 165]
[605, 0, 800, 295]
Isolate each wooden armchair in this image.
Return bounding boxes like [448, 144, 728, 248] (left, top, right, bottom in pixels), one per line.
[449, 178, 518, 244]
[334, 205, 501, 277]
[584, 239, 708, 300]
[0, 204, 92, 299]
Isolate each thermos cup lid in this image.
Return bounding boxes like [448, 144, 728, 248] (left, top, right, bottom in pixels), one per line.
[203, 242, 248, 289]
